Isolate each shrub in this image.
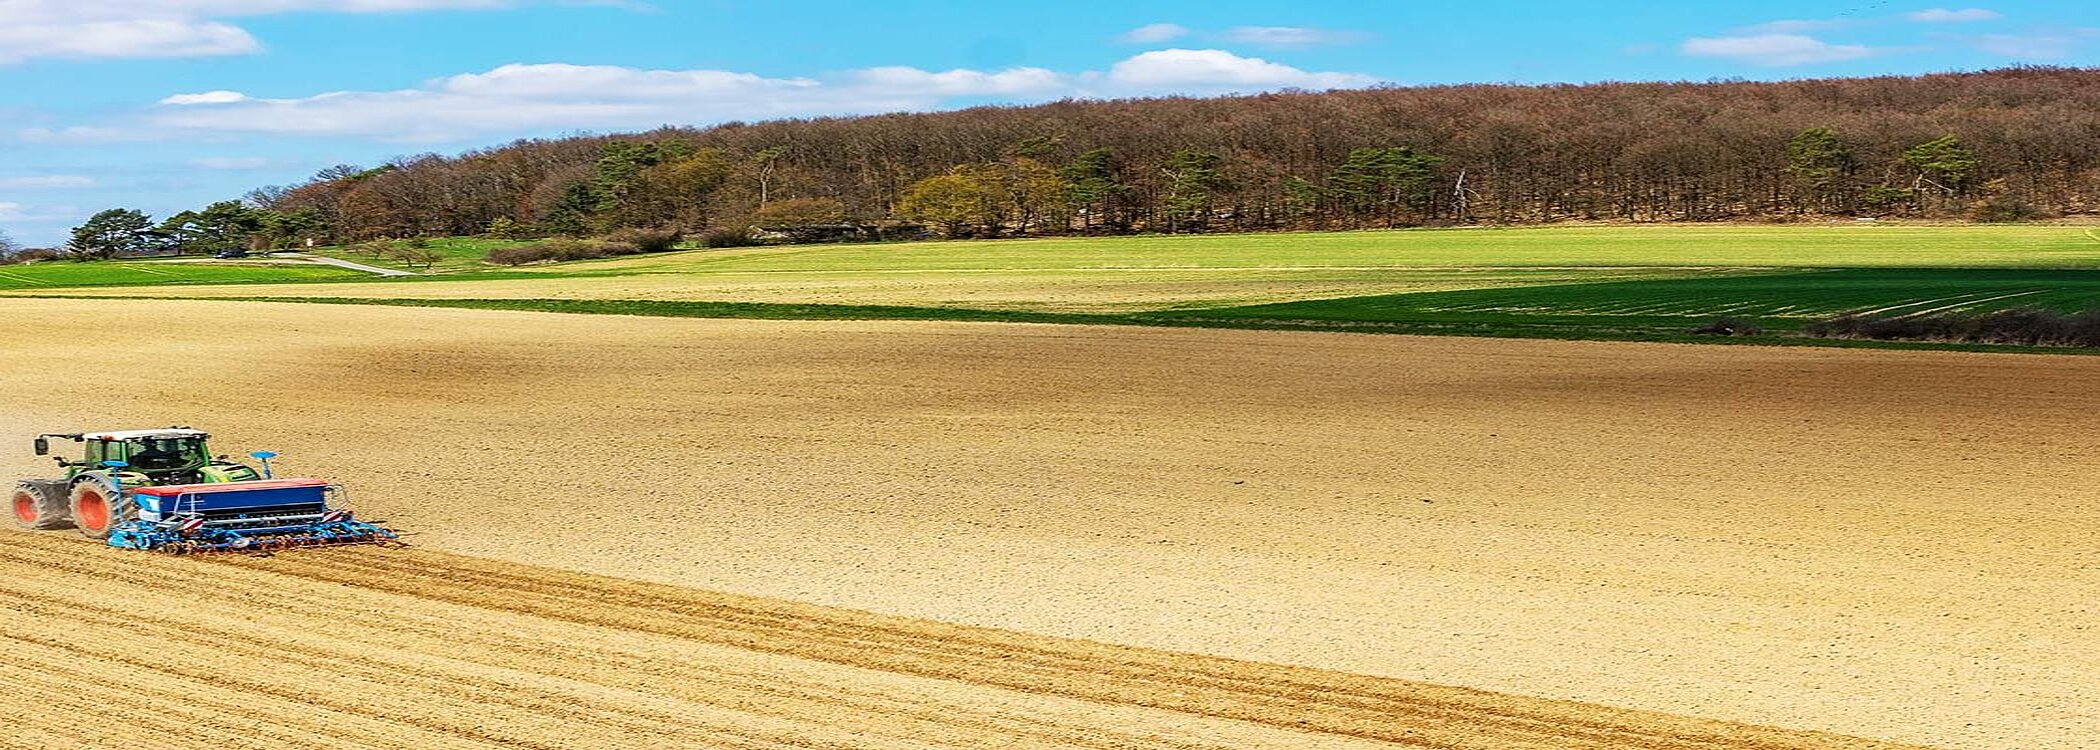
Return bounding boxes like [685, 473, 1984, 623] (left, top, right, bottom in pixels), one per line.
[1690, 316, 1763, 337]
[1805, 306, 2100, 348]
[1967, 194, 2051, 223]
[486, 237, 642, 266]
[701, 228, 760, 248]
[484, 244, 550, 266]
[599, 227, 682, 253]
[2, 247, 60, 264]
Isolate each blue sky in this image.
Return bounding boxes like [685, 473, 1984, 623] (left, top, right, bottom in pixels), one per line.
[1, 0, 2095, 245]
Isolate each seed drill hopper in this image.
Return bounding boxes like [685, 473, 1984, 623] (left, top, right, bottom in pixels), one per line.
[11, 428, 397, 554]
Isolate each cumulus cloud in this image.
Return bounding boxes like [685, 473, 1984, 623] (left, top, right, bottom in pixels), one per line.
[0, 1, 537, 63]
[161, 91, 252, 105]
[1105, 49, 1377, 88]
[1119, 23, 1190, 43]
[0, 175, 95, 188]
[0, 19, 259, 63]
[1907, 8, 2003, 23]
[1682, 34, 1877, 66]
[1220, 26, 1371, 47]
[138, 51, 1379, 142]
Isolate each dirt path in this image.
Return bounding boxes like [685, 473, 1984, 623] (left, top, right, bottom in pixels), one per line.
[0, 532, 1923, 750]
[279, 253, 418, 277]
[3, 298, 2095, 748]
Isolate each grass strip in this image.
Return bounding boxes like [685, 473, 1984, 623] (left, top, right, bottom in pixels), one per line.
[17, 293, 2098, 357]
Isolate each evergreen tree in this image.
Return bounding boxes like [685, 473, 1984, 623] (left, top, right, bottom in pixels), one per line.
[1060, 148, 1127, 231]
[1904, 135, 1981, 196]
[1328, 147, 1442, 226]
[541, 181, 600, 236]
[1161, 150, 1227, 232]
[67, 208, 154, 260]
[1786, 128, 1853, 212]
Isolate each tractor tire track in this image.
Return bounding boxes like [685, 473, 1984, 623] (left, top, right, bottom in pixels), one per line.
[0, 532, 1929, 750]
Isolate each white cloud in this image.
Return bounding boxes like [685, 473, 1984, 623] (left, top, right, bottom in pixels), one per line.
[0, 19, 259, 63]
[1220, 26, 1371, 47]
[1105, 49, 1377, 89]
[133, 52, 1378, 142]
[161, 90, 252, 105]
[1907, 8, 2003, 23]
[0, 175, 95, 188]
[1682, 34, 1877, 66]
[0, 1, 540, 63]
[1119, 23, 1189, 43]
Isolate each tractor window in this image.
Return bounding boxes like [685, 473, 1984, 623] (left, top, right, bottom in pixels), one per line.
[127, 438, 208, 472]
[84, 440, 108, 465]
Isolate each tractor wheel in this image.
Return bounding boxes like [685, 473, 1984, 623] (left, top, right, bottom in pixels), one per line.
[69, 479, 134, 541]
[10, 481, 70, 531]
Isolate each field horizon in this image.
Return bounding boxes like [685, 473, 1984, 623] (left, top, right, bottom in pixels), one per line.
[15, 223, 2100, 353]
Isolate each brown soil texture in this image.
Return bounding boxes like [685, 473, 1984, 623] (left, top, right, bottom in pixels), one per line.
[3, 297, 2095, 749]
[0, 532, 1921, 749]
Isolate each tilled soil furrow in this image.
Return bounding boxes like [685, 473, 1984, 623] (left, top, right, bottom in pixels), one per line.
[0, 549, 1249, 750]
[0, 638, 380, 750]
[0, 530, 1923, 750]
[232, 546, 1917, 750]
[0, 563, 932, 750]
[0, 535, 1374, 750]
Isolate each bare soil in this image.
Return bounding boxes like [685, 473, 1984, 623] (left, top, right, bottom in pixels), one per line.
[0, 532, 1921, 749]
[4, 297, 2095, 749]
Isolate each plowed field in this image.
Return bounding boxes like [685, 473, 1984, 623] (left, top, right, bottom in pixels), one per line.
[4, 297, 2097, 749]
[0, 532, 1918, 750]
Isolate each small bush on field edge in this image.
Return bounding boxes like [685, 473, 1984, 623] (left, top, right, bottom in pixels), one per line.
[488, 228, 682, 266]
[1806, 307, 2100, 347]
[1691, 317, 1764, 337]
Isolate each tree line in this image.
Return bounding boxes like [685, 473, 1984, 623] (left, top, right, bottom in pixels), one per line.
[44, 67, 2100, 257]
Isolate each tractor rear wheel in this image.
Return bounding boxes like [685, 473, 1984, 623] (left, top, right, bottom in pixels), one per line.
[10, 481, 70, 531]
[69, 479, 134, 541]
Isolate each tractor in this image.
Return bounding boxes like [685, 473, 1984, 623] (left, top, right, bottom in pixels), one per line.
[10, 428, 396, 554]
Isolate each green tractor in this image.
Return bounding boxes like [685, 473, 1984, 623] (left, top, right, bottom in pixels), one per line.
[12, 428, 266, 538]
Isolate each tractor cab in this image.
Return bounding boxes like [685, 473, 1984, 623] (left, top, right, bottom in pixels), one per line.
[37, 428, 262, 486]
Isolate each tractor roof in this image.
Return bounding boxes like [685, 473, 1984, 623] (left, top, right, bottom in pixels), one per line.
[82, 429, 208, 441]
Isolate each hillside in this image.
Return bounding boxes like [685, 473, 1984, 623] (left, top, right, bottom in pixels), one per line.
[262, 67, 2100, 242]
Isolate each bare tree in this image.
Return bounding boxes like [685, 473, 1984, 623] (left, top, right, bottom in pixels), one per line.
[247, 68, 2100, 238]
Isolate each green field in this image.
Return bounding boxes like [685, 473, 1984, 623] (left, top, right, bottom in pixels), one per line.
[315, 237, 531, 274]
[549, 225, 2100, 274]
[16, 224, 2100, 351]
[0, 260, 364, 290]
[1164, 269, 2100, 337]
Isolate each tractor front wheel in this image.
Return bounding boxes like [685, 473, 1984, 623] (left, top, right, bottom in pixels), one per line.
[10, 481, 70, 531]
[69, 479, 134, 540]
